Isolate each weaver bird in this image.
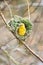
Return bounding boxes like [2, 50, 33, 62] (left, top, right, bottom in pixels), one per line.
[18, 23, 26, 36]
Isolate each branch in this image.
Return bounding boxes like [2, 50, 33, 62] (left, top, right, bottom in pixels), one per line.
[0, 11, 43, 63]
[1, 47, 21, 65]
[0, 0, 12, 11]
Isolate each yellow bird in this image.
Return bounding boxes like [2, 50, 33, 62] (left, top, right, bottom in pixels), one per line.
[18, 23, 26, 36]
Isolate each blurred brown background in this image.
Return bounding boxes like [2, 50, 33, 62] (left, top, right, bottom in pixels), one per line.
[0, 0, 43, 65]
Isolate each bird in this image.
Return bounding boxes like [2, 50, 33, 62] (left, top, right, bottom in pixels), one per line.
[18, 23, 26, 36]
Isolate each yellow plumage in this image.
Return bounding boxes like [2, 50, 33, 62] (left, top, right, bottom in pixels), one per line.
[18, 24, 26, 36]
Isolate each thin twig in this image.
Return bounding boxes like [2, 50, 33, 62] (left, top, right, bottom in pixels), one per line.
[0, 11, 7, 25]
[0, 11, 43, 63]
[24, 0, 41, 16]
[0, 15, 39, 49]
[12, 31, 43, 63]
[27, 0, 31, 20]
[1, 0, 12, 11]
[1, 47, 21, 65]
[0, 11, 10, 29]
[4, 0, 13, 18]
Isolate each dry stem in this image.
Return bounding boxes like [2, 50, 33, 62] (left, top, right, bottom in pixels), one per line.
[0, 11, 43, 63]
